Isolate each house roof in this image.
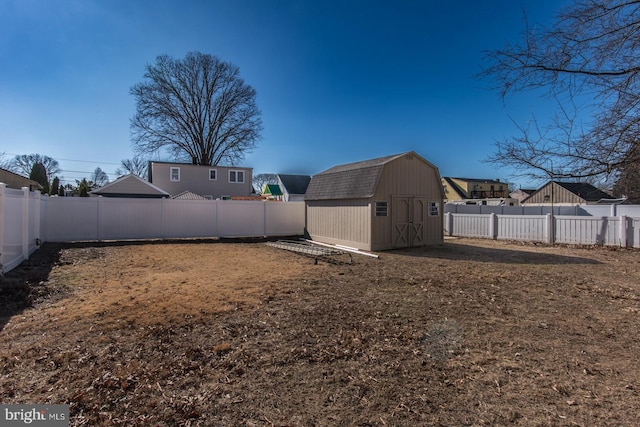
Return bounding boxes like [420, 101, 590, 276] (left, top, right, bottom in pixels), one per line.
[554, 182, 611, 202]
[305, 152, 433, 201]
[277, 174, 311, 195]
[262, 184, 283, 196]
[90, 174, 170, 198]
[442, 177, 467, 199]
[172, 190, 206, 200]
[523, 181, 611, 203]
[447, 177, 504, 184]
[0, 168, 43, 191]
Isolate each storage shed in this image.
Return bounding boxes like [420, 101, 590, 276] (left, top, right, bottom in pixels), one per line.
[304, 151, 444, 251]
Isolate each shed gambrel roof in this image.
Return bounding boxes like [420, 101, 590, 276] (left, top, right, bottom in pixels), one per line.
[305, 152, 432, 201]
[277, 174, 311, 195]
[90, 174, 170, 198]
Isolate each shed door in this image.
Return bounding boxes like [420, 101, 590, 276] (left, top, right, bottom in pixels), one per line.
[392, 197, 425, 248]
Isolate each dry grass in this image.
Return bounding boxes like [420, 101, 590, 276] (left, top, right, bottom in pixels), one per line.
[1, 238, 640, 426]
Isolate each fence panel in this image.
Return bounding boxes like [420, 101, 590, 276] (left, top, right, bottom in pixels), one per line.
[98, 198, 165, 241]
[497, 215, 547, 242]
[265, 201, 306, 236]
[2, 189, 26, 272]
[43, 197, 100, 242]
[554, 216, 620, 246]
[161, 199, 218, 239]
[450, 214, 491, 238]
[631, 218, 640, 248]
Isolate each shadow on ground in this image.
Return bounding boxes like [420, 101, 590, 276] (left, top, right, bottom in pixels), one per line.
[390, 240, 602, 265]
[0, 243, 65, 332]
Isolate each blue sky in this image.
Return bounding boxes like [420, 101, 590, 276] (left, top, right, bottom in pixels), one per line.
[0, 0, 569, 188]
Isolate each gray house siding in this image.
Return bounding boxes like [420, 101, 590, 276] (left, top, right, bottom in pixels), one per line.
[149, 162, 253, 199]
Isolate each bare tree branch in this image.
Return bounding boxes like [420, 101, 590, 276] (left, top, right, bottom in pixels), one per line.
[481, 0, 640, 184]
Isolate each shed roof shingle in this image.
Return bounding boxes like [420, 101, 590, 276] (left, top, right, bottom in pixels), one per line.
[305, 152, 410, 201]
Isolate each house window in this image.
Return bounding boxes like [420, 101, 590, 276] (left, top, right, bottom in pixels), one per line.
[209, 169, 217, 181]
[170, 167, 180, 182]
[429, 201, 439, 216]
[229, 170, 244, 183]
[375, 201, 388, 217]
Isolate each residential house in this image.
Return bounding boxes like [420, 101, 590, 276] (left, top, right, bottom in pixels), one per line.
[509, 188, 537, 204]
[442, 177, 516, 205]
[276, 174, 311, 202]
[305, 151, 443, 251]
[0, 168, 43, 191]
[148, 161, 253, 199]
[522, 181, 613, 205]
[90, 174, 170, 198]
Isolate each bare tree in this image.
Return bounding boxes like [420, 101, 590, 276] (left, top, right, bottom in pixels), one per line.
[0, 152, 11, 170]
[130, 52, 262, 166]
[10, 154, 61, 181]
[91, 167, 110, 187]
[612, 145, 640, 202]
[481, 0, 640, 183]
[116, 157, 148, 179]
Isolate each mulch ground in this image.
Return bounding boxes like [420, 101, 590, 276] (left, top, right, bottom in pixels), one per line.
[1, 237, 639, 426]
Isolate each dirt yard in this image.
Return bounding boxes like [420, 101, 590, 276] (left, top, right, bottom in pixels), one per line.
[1, 237, 639, 426]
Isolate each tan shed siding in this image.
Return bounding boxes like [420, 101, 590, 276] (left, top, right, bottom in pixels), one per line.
[306, 199, 371, 250]
[370, 154, 443, 249]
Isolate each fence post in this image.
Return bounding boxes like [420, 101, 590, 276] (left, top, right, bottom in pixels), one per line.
[620, 215, 628, 248]
[0, 183, 5, 273]
[489, 213, 497, 239]
[445, 212, 453, 236]
[22, 187, 30, 260]
[263, 200, 268, 237]
[34, 191, 41, 247]
[546, 213, 554, 244]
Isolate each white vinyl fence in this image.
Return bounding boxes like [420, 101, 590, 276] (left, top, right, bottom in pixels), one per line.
[43, 196, 305, 242]
[0, 185, 44, 273]
[0, 184, 306, 274]
[444, 212, 639, 248]
[445, 203, 640, 217]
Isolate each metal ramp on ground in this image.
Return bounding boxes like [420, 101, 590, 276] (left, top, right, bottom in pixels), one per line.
[265, 240, 352, 264]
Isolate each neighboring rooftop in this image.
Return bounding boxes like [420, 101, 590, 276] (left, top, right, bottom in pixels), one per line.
[277, 174, 311, 195]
